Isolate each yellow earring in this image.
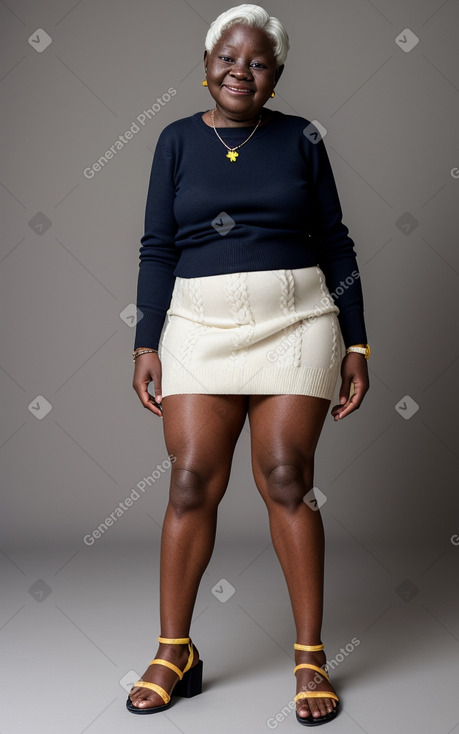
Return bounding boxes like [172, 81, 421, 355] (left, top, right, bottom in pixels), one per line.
[202, 79, 208, 86]
[271, 90, 275, 97]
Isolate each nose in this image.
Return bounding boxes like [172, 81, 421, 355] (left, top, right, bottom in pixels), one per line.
[230, 63, 253, 79]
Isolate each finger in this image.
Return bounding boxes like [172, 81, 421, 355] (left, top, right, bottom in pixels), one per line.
[151, 378, 162, 405]
[339, 373, 352, 405]
[147, 386, 163, 414]
[331, 377, 352, 418]
[146, 395, 163, 417]
[348, 380, 365, 410]
[136, 381, 163, 416]
[148, 365, 162, 406]
[132, 353, 163, 413]
[333, 381, 364, 420]
[333, 396, 356, 420]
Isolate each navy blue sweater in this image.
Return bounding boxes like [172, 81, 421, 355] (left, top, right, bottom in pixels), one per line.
[134, 109, 367, 350]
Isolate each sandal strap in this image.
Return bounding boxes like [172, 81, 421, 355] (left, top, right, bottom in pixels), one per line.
[182, 643, 194, 674]
[149, 658, 184, 679]
[295, 691, 339, 703]
[155, 636, 194, 675]
[130, 637, 195, 705]
[294, 642, 324, 652]
[130, 680, 170, 704]
[294, 663, 331, 683]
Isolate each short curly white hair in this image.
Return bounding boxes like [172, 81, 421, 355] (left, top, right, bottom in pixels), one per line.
[205, 4, 289, 68]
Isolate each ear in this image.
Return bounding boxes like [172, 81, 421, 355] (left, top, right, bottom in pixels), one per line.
[203, 50, 208, 70]
[274, 64, 284, 86]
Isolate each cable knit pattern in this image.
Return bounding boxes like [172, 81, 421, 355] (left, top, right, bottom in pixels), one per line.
[175, 277, 207, 369]
[160, 266, 344, 400]
[315, 267, 339, 370]
[330, 314, 339, 370]
[223, 272, 256, 364]
[278, 269, 301, 368]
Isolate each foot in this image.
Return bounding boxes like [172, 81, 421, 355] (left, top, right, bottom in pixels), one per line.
[128, 641, 200, 711]
[295, 647, 339, 722]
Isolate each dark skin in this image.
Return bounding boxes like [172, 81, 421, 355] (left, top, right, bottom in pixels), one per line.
[130, 23, 369, 722]
[201, 23, 284, 128]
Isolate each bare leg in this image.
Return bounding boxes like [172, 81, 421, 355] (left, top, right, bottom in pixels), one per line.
[128, 393, 247, 710]
[248, 394, 338, 723]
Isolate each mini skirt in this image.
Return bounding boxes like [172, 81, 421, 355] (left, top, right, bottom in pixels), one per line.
[158, 266, 345, 400]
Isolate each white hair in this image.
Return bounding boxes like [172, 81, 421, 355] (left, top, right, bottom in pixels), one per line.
[205, 4, 289, 67]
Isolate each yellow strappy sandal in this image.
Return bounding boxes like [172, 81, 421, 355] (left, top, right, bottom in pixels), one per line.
[294, 642, 340, 726]
[126, 636, 203, 715]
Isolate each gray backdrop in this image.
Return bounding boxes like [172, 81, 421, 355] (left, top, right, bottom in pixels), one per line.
[1, 2, 459, 733]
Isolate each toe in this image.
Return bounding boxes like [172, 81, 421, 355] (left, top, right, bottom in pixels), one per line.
[135, 698, 151, 708]
[128, 689, 143, 706]
[323, 696, 337, 714]
[128, 688, 163, 709]
[128, 686, 143, 702]
[296, 702, 311, 719]
[130, 695, 154, 709]
[308, 699, 322, 718]
[128, 687, 138, 702]
[317, 699, 327, 717]
[310, 697, 337, 719]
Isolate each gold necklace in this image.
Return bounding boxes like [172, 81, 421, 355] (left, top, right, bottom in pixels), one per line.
[211, 108, 262, 162]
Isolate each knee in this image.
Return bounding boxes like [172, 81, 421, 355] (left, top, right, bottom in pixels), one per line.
[169, 466, 210, 515]
[263, 462, 311, 510]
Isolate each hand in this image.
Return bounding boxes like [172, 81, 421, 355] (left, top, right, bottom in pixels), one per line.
[331, 352, 369, 421]
[132, 352, 163, 417]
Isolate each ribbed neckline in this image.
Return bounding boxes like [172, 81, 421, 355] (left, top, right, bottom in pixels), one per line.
[192, 108, 281, 140]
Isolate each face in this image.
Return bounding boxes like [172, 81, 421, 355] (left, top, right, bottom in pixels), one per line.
[204, 23, 283, 122]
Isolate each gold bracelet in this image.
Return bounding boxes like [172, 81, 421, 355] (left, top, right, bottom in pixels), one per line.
[132, 348, 157, 362]
[346, 343, 370, 359]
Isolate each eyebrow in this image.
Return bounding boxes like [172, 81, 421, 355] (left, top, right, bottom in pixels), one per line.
[221, 43, 270, 55]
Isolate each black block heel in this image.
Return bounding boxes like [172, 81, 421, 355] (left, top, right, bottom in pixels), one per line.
[174, 659, 203, 698]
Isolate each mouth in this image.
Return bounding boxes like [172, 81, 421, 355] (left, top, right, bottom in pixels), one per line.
[222, 84, 254, 95]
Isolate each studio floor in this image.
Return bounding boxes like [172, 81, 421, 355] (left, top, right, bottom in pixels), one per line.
[1, 537, 458, 734]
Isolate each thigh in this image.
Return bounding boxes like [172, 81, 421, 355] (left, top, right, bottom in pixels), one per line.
[162, 394, 248, 491]
[248, 394, 330, 479]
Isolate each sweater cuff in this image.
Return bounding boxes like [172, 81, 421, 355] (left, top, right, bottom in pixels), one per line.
[134, 310, 164, 351]
[338, 308, 368, 349]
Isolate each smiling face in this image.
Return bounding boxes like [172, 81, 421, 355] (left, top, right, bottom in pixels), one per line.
[204, 23, 283, 125]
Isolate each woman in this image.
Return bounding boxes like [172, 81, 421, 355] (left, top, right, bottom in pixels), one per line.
[129, 4, 369, 726]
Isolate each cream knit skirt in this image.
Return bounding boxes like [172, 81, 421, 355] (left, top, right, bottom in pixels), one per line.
[158, 266, 345, 400]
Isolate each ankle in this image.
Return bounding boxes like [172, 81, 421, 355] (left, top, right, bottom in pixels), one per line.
[156, 640, 199, 663]
[295, 646, 327, 667]
[157, 641, 189, 653]
[295, 647, 326, 658]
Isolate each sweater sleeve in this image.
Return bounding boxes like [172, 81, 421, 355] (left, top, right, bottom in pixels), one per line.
[307, 134, 368, 348]
[133, 137, 180, 351]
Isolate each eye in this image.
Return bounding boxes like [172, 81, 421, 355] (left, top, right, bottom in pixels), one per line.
[218, 56, 266, 69]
